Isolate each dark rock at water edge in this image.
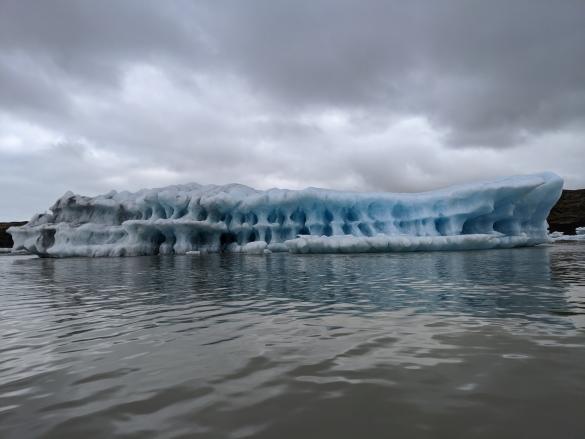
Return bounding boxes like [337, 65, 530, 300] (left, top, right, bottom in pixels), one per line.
[0, 222, 26, 248]
[547, 189, 585, 235]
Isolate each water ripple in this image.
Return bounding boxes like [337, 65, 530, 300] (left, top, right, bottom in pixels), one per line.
[1, 244, 585, 438]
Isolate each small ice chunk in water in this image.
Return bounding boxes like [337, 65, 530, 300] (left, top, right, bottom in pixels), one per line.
[242, 241, 268, 254]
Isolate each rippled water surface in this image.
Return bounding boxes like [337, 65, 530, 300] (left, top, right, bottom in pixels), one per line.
[1, 244, 585, 438]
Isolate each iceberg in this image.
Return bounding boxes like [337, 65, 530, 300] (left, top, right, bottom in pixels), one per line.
[9, 172, 563, 257]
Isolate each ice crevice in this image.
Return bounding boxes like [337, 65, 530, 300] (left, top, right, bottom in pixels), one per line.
[8, 172, 563, 257]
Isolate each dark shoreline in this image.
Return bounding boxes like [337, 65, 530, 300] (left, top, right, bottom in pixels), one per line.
[0, 222, 26, 248]
[547, 189, 585, 235]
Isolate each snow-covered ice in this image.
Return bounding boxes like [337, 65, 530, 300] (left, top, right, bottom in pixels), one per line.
[9, 172, 563, 257]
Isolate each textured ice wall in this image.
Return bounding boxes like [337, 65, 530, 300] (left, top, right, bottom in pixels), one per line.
[9, 172, 563, 257]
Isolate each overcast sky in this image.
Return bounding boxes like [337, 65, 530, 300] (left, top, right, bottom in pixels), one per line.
[1, 0, 584, 220]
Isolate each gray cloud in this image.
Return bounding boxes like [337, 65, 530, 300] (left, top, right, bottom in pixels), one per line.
[0, 0, 584, 220]
[197, 0, 585, 145]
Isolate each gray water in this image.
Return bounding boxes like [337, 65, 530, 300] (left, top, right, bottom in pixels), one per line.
[1, 244, 584, 439]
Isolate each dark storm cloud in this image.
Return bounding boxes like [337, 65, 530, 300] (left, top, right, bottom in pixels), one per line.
[0, 1, 206, 69]
[0, 0, 208, 117]
[202, 0, 585, 146]
[2, 0, 584, 144]
[0, 0, 584, 220]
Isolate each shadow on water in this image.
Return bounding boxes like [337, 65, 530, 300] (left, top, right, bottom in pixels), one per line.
[0, 244, 584, 438]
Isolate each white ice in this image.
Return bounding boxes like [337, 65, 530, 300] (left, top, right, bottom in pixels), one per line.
[9, 172, 563, 257]
[549, 227, 585, 242]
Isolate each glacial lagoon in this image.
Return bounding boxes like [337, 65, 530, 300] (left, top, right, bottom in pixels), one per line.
[1, 243, 584, 438]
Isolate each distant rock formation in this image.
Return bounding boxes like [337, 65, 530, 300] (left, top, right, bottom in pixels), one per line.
[547, 189, 585, 235]
[0, 222, 26, 248]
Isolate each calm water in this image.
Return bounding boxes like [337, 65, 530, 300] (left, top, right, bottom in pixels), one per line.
[1, 244, 585, 438]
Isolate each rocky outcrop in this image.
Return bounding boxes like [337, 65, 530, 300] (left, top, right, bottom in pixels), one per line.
[0, 222, 26, 248]
[548, 189, 585, 235]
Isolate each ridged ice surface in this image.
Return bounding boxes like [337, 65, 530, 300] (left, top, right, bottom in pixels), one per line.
[9, 172, 563, 257]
